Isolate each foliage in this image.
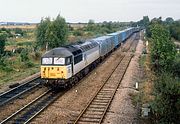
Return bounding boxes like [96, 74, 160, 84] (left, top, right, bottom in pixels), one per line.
[14, 28, 24, 36]
[36, 17, 51, 49]
[146, 17, 163, 38]
[15, 47, 26, 54]
[86, 19, 96, 31]
[165, 17, 174, 25]
[24, 61, 34, 68]
[131, 16, 150, 28]
[146, 17, 180, 123]
[73, 29, 83, 36]
[171, 54, 180, 77]
[0, 28, 13, 38]
[150, 23, 176, 71]
[36, 14, 68, 50]
[151, 73, 180, 123]
[17, 41, 33, 46]
[146, 17, 180, 41]
[169, 21, 180, 41]
[82, 20, 126, 37]
[20, 49, 29, 62]
[0, 32, 7, 54]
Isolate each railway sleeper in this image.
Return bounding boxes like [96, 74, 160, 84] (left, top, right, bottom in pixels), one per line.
[79, 118, 100, 123]
[91, 102, 108, 106]
[85, 111, 103, 115]
[96, 95, 111, 98]
[87, 108, 105, 112]
[89, 106, 106, 110]
[81, 115, 101, 119]
[94, 98, 111, 101]
[97, 93, 112, 95]
[93, 99, 109, 103]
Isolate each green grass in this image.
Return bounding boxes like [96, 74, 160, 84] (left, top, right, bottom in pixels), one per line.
[0, 65, 39, 85]
[139, 54, 146, 68]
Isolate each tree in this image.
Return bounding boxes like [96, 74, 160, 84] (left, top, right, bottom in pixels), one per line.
[165, 17, 174, 24]
[151, 73, 180, 123]
[86, 19, 96, 31]
[0, 32, 7, 54]
[142, 16, 150, 28]
[14, 28, 24, 36]
[36, 15, 68, 50]
[36, 17, 51, 50]
[50, 14, 68, 48]
[150, 23, 176, 71]
[169, 21, 180, 41]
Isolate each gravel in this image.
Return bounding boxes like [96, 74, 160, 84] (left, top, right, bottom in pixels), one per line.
[102, 32, 144, 124]
[0, 86, 48, 121]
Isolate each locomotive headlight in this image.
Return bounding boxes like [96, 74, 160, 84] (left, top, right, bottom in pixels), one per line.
[54, 57, 65, 65]
[42, 58, 52, 64]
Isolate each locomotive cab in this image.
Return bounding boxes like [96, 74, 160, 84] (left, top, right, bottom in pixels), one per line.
[41, 56, 73, 79]
[41, 47, 73, 81]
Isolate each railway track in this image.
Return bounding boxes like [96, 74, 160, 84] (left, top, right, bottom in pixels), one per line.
[121, 33, 136, 52]
[0, 89, 63, 124]
[70, 54, 133, 124]
[0, 77, 41, 107]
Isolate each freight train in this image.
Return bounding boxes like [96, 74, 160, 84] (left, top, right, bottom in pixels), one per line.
[41, 27, 140, 88]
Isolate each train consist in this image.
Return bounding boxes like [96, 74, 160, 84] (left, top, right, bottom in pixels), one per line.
[41, 27, 140, 88]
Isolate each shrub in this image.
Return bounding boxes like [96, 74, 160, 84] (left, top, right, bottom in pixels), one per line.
[15, 47, 26, 54]
[151, 73, 180, 123]
[150, 24, 176, 72]
[73, 29, 83, 36]
[20, 49, 29, 62]
[171, 54, 180, 77]
[24, 61, 34, 68]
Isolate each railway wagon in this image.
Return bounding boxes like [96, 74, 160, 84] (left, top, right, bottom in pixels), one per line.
[107, 32, 120, 48]
[126, 28, 134, 39]
[117, 30, 126, 42]
[92, 35, 115, 57]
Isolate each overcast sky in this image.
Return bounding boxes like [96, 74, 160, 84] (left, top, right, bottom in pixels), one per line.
[0, 0, 180, 23]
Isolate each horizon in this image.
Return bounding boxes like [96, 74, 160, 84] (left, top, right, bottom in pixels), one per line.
[0, 0, 180, 23]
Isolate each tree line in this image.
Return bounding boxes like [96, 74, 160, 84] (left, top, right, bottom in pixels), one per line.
[145, 17, 180, 124]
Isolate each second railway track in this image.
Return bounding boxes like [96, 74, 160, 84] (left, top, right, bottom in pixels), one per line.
[70, 54, 133, 124]
[0, 77, 41, 107]
[0, 89, 64, 124]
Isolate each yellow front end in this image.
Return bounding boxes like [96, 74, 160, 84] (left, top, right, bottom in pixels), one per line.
[41, 65, 71, 79]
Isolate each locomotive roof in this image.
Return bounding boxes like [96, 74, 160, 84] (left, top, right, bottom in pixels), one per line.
[42, 47, 73, 58]
[42, 45, 83, 58]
